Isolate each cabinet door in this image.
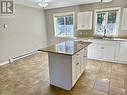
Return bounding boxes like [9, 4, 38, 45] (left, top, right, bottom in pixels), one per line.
[72, 54, 77, 85]
[117, 42, 127, 62]
[80, 48, 87, 73]
[121, 8, 127, 30]
[72, 52, 81, 85]
[101, 44, 116, 61]
[77, 12, 92, 30]
[76, 53, 81, 80]
[77, 12, 84, 30]
[83, 48, 87, 69]
[88, 44, 101, 59]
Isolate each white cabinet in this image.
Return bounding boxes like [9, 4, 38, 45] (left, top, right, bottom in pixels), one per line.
[88, 39, 127, 64]
[47, 43, 90, 90]
[72, 48, 87, 86]
[72, 52, 81, 84]
[121, 8, 127, 30]
[88, 40, 117, 62]
[117, 42, 127, 62]
[101, 44, 116, 61]
[77, 12, 93, 30]
[80, 48, 87, 73]
[88, 43, 101, 59]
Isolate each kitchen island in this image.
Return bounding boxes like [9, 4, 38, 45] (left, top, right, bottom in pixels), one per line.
[39, 40, 91, 90]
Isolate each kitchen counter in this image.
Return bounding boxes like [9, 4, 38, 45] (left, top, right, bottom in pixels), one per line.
[39, 40, 91, 56]
[74, 37, 127, 42]
[39, 40, 91, 90]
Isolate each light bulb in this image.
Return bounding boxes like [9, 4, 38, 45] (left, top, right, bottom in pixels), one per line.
[38, 1, 48, 8]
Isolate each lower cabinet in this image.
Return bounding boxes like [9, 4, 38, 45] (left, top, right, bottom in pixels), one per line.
[48, 47, 88, 90]
[88, 40, 117, 62]
[88, 43, 101, 59]
[72, 48, 87, 86]
[88, 40, 127, 64]
[101, 44, 116, 61]
[80, 48, 87, 73]
[116, 42, 127, 63]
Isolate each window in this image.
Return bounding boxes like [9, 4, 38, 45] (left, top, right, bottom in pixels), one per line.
[95, 8, 121, 36]
[54, 12, 74, 37]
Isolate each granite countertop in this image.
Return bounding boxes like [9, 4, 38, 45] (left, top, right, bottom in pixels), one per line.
[74, 37, 127, 42]
[39, 41, 91, 56]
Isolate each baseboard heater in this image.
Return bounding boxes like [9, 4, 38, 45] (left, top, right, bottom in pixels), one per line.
[9, 50, 38, 63]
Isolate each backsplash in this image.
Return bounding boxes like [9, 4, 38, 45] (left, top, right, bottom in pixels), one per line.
[76, 30, 127, 38]
[76, 30, 94, 37]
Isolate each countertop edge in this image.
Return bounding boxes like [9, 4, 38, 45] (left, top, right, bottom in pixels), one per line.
[38, 42, 91, 56]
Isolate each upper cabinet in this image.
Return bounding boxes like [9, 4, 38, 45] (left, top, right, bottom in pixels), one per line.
[121, 8, 127, 30]
[77, 11, 93, 30]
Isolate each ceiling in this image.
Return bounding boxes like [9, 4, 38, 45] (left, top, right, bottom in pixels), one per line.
[15, 0, 108, 9]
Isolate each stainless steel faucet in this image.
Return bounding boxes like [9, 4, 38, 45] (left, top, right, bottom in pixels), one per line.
[103, 27, 106, 38]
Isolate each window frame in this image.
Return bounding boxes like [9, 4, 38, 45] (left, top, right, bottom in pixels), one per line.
[53, 12, 75, 38]
[94, 7, 121, 37]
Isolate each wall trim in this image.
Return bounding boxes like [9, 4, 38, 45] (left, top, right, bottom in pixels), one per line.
[0, 61, 9, 66]
[12, 50, 38, 61]
[0, 50, 38, 66]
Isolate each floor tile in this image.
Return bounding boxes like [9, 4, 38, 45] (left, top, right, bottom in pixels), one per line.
[110, 79, 125, 88]
[109, 86, 125, 95]
[91, 89, 108, 95]
[0, 53, 126, 95]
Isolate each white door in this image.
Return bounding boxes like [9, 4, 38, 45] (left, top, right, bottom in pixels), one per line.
[83, 12, 92, 30]
[101, 44, 116, 61]
[80, 48, 87, 73]
[72, 54, 77, 86]
[88, 43, 101, 60]
[117, 42, 127, 62]
[121, 8, 127, 30]
[77, 12, 85, 30]
[72, 52, 81, 85]
[77, 12, 92, 30]
[76, 53, 81, 80]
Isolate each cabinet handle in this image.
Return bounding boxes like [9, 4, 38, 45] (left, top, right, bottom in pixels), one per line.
[76, 63, 79, 65]
[101, 47, 104, 49]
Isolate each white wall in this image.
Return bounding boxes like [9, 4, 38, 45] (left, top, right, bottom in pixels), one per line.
[45, 0, 127, 45]
[0, 4, 47, 63]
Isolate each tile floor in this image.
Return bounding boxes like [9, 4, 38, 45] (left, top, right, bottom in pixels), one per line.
[0, 52, 126, 95]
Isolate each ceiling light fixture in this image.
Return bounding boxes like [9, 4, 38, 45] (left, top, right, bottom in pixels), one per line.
[101, 0, 112, 3]
[38, 0, 48, 8]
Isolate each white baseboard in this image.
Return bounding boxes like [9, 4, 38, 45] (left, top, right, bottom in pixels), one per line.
[0, 61, 9, 66]
[12, 51, 38, 61]
[88, 58, 127, 64]
[0, 50, 38, 66]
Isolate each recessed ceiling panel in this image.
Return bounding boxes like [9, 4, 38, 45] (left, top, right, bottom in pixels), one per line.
[15, 0, 104, 9]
